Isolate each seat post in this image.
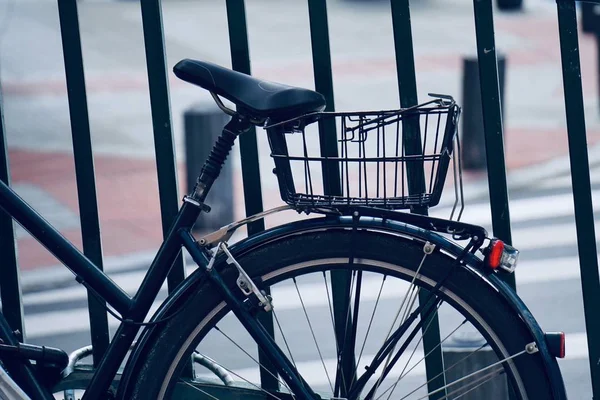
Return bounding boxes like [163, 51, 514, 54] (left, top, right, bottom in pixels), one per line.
[192, 114, 250, 203]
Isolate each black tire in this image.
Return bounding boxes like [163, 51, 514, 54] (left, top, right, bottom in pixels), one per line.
[127, 229, 555, 399]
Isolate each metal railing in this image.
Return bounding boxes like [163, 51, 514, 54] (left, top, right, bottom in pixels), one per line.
[0, 0, 598, 397]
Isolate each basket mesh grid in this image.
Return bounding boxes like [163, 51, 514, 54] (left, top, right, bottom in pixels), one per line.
[267, 100, 460, 212]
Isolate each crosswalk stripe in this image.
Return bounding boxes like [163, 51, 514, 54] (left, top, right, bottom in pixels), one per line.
[24, 303, 161, 339]
[516, 257, 582, 285]
[22, 265, 199, 306]
[431, 189, 600, 226]
[535, 166, 600, 191]
[23, 257, 586, 338]
[512, 221, 584, 250]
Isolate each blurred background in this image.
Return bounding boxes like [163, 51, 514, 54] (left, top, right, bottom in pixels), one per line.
[0, 0, 599, 398]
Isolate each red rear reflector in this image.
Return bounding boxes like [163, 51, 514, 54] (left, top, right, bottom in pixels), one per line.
[545, 332, 566, 358]
[485, 239, 505, 269]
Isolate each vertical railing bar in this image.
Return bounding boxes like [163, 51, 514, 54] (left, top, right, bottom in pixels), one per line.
[139, 0, 185, 292]
[225, 0, 277, 390]
[225, 0, 266, 235]
[556, 1, 600, 397]
[139, 0, 192, 379]
[307, 1, 356, 396]
[390, 1, 446, 397]
[0, 83, 24, 339]
[56, 0, 109, 364]
[307, 0, 341, 194]
[472, 0, 516, 289]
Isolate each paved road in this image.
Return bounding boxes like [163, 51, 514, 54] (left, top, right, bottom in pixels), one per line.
[3, 0, 600, 271]
[1, 0, 598, 397]
[23, 166, 598, 399]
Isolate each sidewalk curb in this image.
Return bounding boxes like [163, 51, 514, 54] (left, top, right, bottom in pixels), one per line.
[20, 142, 600, 293]
[20, 250, 157, 293]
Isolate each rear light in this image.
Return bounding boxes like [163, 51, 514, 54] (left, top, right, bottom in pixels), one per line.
[484, 239, 520, 273]
[485, 239, 504, 269]
[545, 332, 566, 358]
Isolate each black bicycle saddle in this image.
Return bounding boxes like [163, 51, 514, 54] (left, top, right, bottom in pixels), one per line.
[173, 59, 326, 121]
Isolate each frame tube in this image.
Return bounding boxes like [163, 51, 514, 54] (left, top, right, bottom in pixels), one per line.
[180, 230, 319, 399]
[0, 315, 53, 399]
[0, 181, 132, 314]
[82, 202, 201, 398]
[0, 88, 24, 338]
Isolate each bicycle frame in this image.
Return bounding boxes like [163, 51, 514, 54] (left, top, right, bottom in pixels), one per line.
[0, 175, 571, 399]
[0, 177, 323, 400]
[0, 116, 319, 399]
[0, 179, 202, 398]
[0, 111, 568, 399]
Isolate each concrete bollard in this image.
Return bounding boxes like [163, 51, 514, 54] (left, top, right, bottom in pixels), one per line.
[442, 332, 509, 399]
[460, 54, 506, 171]
[497, 0, 523, 11]
[582, 3, 600, 115]
[582, 3, 600, 35]
[184, 104, 234, 232]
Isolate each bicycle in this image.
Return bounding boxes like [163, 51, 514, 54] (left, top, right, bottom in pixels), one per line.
[0, 59, 568, 399]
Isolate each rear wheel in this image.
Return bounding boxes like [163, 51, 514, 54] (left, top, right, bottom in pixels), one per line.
[128, 229, 555, 399]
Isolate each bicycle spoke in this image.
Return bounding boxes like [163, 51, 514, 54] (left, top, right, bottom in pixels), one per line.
[443, 368, 505, 400]
[370, 251, 430, 398]
[378, 317, 468, 400]
[214, 326, 295, 397]
[323, 271, 342, 358]
[273, 310, 297, 369]
[293, 278, 335, 393]
[351, 271, 363, 350]
[323, 272, 338, 350]
[192, 352, 286, 400]
[180, 379, 220, 400]
[356, 274, 387, 371]
[383, 250, 429, 347]
[350, 273, 388, 391]
[366, 297, 442, 399]
[381, 302, 448, 400]
[348, 282, 441, 399]
[335, 269, 358, 396]
[380, 341, 487, 400]
[401, 345, 530, 400]
[399, 285, 421, 327]
[396, 303, 447, 381]
[430, 351, 523, 398]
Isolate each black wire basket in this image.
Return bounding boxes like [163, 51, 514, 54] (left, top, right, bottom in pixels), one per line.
[265, 95, 461, 213]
